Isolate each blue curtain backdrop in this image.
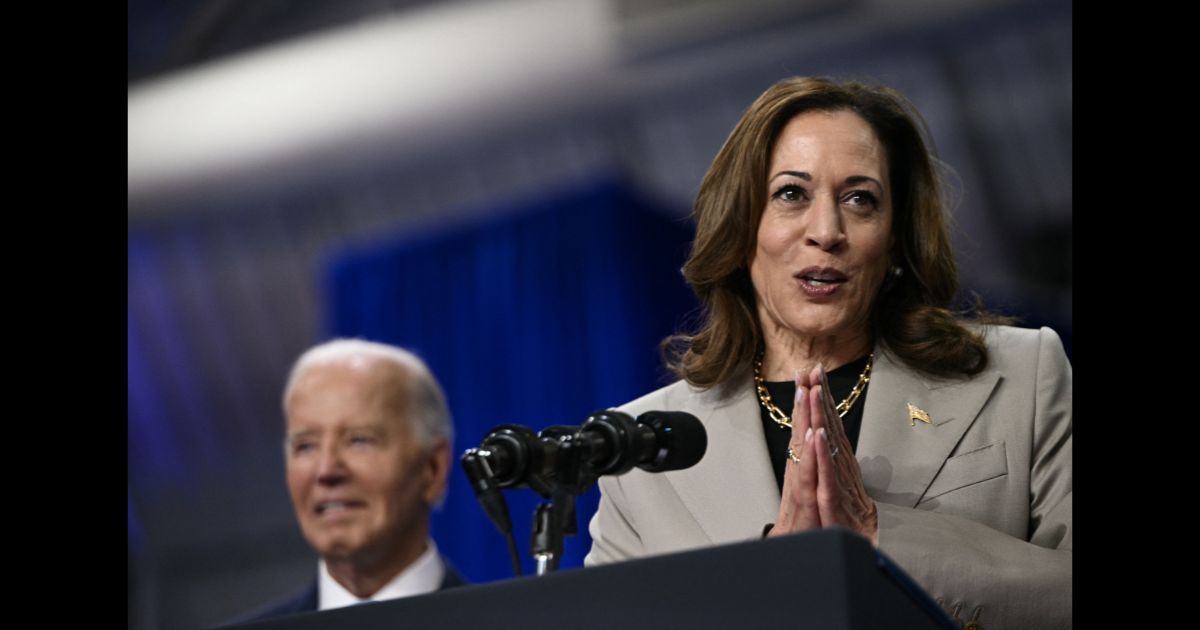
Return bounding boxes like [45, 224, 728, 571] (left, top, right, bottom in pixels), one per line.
[324, 177, 698, 580]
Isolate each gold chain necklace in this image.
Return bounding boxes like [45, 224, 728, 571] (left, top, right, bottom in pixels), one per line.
[753, 351, 874, 429]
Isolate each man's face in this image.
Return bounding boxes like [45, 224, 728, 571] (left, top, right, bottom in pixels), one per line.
[284, 359, 447, 565]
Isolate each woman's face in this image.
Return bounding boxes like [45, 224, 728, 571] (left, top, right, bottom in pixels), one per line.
[749, 109, 893, 346]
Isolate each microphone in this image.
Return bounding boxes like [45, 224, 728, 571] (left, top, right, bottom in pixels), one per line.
[578, 410, 707, 475]
[460, 411, 706, 576]
[474, 410, 707, 489]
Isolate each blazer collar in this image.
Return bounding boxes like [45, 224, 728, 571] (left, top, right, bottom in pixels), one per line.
[857, 347, 1001, 507]
[659, 377, 781, 544]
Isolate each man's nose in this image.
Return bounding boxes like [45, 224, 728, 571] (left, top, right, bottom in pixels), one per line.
[316, 444, 348, 485]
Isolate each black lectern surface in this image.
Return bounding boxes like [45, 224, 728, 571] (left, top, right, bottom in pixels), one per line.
[223, 529, 956, 630]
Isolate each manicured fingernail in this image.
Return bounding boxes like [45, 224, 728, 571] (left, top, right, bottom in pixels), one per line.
[795, 385, 806, 406]
[820, 428, 836, 456]
[804, 427, 813, 442]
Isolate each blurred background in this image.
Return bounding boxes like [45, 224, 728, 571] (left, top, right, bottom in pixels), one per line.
[128, 0, 1071, 627]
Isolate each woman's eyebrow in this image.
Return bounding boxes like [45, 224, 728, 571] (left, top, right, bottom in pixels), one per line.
[844, 175, 884, 189]
[769, 170, 811, 182]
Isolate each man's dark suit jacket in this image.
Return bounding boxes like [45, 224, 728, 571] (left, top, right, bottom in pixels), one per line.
[230, 556, 467, 624]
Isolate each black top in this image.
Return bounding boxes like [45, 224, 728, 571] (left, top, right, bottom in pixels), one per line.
[758, 354, 871, 492]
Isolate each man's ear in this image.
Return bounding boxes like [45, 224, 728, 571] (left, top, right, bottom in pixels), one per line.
[423, 439, 452, 507]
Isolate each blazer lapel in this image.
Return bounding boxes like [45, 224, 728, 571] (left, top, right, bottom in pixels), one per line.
[647, 348, 1000, 541]
[856, 349, 1001, 507]
[659, 378, 781, 544]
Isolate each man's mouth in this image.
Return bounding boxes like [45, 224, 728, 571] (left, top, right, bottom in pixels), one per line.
[316, 500, 364, 515]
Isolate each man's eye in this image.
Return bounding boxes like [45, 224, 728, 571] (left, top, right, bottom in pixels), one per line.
[349, 435, 377, 446]
[292, 442, 316, 454]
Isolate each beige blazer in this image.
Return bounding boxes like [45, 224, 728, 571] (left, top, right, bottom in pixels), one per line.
[586, 326, 1071, 629]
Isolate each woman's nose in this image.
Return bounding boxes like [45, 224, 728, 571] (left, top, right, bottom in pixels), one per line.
[804, 196, 846, 251]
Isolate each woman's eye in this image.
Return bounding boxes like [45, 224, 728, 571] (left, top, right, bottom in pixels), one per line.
[349, 435, 376, 446]
[844, 190, 878, 207]
[773, 185, 805, 202]
[292, 442, 316, 454]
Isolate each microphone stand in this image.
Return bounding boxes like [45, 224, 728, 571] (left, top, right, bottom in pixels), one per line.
[528, 429, 593, 575]
[530, 490, 573, 574]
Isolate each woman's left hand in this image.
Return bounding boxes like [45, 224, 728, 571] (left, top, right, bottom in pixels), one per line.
[803, 365, 879, 545]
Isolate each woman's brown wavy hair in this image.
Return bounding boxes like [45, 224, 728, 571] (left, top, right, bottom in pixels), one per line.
[663, 76, 1004, 388]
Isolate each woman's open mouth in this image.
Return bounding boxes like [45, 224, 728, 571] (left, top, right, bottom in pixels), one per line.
[796, 267, 847, 297]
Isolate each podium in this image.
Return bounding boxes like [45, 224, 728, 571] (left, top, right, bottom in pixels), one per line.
[226, 529, 956, 629]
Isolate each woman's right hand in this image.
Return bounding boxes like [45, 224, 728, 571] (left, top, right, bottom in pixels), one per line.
[769, 366, 878, 544]
[769, 375, 822, 535]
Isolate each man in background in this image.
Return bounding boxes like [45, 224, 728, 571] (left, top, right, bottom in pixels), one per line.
[237, 339, 465, 622]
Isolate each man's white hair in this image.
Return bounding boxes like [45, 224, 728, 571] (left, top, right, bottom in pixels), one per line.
[282, 339, 453, 449]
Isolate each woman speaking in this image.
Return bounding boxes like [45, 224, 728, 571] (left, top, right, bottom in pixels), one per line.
[585, 77, 1071, 629]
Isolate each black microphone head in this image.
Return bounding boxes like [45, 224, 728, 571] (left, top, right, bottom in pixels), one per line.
[481, 424, 542, 487]
[580, 410, 642, 476]
[635, 411, 707, 472]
